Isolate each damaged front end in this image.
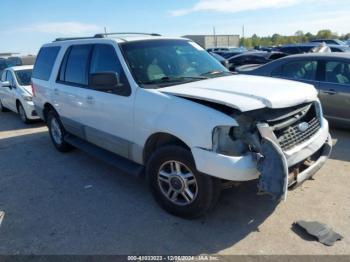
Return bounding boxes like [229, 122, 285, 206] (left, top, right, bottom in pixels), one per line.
[212, 101, 331, 201]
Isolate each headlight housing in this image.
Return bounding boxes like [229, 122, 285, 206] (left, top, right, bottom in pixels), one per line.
[212, 126, 248, 156]
[22, 95, 33, 101]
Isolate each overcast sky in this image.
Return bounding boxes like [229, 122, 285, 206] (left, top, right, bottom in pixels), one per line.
[0, 0, 349, 54]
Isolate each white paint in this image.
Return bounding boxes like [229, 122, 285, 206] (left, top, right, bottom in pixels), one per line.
[0, 65, 39, 120]
[160, 74, 318, 112]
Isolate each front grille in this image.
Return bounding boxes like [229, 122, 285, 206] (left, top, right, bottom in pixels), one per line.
[269, 103, 321, 151]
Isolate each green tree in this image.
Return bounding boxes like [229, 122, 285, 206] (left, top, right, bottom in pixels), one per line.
[316, 29, 333, 39]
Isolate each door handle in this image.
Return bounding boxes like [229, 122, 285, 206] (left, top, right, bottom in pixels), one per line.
[53, 88, 59, 95]
[323, 89, 337, 95]
[86, 96, 94, 103]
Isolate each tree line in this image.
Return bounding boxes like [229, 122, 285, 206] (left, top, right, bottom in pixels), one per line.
[239, 29, 350, 48]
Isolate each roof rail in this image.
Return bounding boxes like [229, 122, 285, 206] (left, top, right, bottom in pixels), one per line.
[53, 32, 161, 42]
[53, 36, 103, 42]
[94, 32, 161, 38]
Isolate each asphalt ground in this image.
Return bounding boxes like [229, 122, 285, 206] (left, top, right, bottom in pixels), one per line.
[0, 111, 349, 255]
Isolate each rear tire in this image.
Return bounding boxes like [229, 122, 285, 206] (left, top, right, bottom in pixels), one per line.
[146, 145, 221, 219]
[47, 111, 74, 152]
[17, 103, 30, 124]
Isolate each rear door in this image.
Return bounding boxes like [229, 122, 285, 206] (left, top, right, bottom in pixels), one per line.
[318, 60, 350, 123]
[55, 44, 94, 138]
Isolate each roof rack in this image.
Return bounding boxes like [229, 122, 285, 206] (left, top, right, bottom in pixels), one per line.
[94, 32, 161, 38]
[54, 36, 101, 42]
[53, 32, 161, 42]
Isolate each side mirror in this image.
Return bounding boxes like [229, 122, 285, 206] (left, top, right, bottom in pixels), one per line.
[1, 81, 11, 88]
[89, 72, 122, 92]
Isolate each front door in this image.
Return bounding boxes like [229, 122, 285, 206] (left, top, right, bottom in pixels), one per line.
[4, 71, 17, 111]
[83, 44, 135, 159]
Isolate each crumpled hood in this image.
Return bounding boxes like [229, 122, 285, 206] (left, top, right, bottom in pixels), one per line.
[159, 74, 318, 112]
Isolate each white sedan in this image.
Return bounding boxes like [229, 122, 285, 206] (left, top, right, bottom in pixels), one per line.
[0, 65, 39, 123]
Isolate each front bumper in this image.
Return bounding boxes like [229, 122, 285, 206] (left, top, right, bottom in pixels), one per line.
[192, 119, 331, 184]
[23, 101, 40, 120]
[289, 134, 332, 187]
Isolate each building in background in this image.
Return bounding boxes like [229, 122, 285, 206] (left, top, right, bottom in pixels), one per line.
[183, 35, 240, 49]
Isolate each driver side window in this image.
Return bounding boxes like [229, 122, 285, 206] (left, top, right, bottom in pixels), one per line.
[281, 60, 317, 81]
[6, 71, 14, 86]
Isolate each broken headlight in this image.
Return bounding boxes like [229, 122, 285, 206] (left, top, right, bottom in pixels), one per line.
[212, 126, 249, 156]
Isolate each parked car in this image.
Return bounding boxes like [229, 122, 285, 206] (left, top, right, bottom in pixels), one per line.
[310, 39, 347, 46]
[237, 53, 350, 128]
[227, 51, 287, 71]
[275, 43, 350, 54]
[209, 47, 248, 59]
[0, 65, 39, 123]
[209, 52, 229, 68]
[32, 33, 331, 218]
[0, 58, 8, 77]
[0, 55, 36, 77]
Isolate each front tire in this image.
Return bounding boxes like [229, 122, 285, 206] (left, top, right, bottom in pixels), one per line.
[18, 103, 30, 124]
[146, 145, 221, 219]
[47, 111, 73, 152]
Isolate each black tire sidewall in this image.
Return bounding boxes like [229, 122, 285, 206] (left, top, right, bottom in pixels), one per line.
[146, 145, 221, 219]
[47, 111, 72, 152]
[18, 103, 29, 123]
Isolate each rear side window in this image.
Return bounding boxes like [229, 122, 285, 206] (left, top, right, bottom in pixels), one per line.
[33, 46, 60, 80]
[63, 45, 92, 85]
[325, 61, 350, 85]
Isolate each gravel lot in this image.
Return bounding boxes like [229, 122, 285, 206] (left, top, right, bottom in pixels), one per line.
[0, 111, 349, 255]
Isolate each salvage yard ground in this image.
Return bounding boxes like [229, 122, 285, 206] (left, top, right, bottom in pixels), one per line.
[0, 111, 349, 255]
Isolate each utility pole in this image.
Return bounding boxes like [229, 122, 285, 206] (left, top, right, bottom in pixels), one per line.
[213, 26, 217, 47]
[241, 25, 245, 47]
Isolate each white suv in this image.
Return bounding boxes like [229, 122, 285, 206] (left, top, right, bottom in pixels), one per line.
[0, 65, 39, 123]
[32, 33, 332, 218]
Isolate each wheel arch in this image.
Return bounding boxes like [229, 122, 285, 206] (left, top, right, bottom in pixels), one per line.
[43, 103, 57, 122]
[143, 132, 191, 164]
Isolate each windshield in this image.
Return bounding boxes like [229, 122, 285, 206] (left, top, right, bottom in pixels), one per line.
[120, 39, 230, 88]
[15, 69, 32, 86]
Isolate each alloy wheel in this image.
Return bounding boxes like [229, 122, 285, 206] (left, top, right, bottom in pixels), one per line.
[157, 160, 198, 206]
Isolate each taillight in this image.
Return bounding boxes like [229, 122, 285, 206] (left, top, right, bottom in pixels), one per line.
[31, 83, 36, 97]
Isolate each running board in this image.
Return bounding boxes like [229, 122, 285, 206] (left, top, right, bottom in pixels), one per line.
[64, 134, 144, 177]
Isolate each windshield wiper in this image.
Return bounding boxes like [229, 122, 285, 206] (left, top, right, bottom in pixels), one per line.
[143, 76, 208, 85]
[200, 70, 232, 77]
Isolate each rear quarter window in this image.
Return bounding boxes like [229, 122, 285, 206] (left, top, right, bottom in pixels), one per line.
[32, 46, 60, 80]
